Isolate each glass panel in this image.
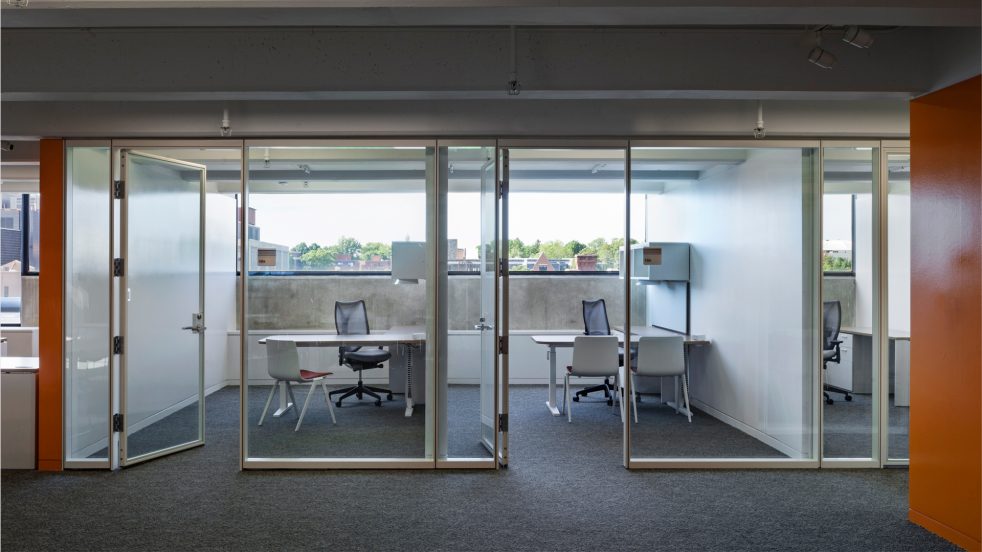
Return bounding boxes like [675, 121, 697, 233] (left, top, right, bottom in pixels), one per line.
[245, 145, 434, 461]
[822, 147, 877, 460]
[0, 192, 38, 325]
[121, 151, 204, 461]
[440, 145, 496, 460]
[629, 146, 819, 461]
[886, 152, 910, 461]
[507, 148, 626, 462]
[64, 147, 112, 461]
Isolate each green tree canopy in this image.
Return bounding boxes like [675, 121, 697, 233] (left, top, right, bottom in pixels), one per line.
[300, 247, 335, 268]
[335, 236, 362, 259]
[361, 241, 392, 260]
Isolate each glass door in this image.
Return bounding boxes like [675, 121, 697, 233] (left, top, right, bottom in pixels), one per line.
[479, 150, 502, 458]
[117, 150, 206, 466]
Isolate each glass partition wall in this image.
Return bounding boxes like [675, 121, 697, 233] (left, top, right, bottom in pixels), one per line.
[820, 144, 881, 466]
[242, 142, 440, 467]
[627, 143, 821, 467]
[62, 139, 910, 470]
[883, 148, 911, 464]
[501, 144, 629, 467]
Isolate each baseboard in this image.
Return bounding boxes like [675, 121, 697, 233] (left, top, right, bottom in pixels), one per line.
[909, 509, 981, 551]
[689, 398, 803, 459]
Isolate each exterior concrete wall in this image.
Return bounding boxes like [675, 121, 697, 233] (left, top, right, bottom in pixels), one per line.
[823, 276, 857, 327]
[247, 275, 623, 331]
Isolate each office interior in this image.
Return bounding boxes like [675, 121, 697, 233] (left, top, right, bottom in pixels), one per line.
[51, 140, 913, 469]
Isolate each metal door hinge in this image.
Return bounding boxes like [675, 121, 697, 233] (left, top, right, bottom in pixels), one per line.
[113, 258, 124, 277]
[499, 259, 507, 275]
[113, 336, 123, 355]
[498, 335, 508, 355]
[497, 178, 508, 199]
[112, 413, 124, 432]
[498, 413, 508, 432]
[113, 180, 125, 199]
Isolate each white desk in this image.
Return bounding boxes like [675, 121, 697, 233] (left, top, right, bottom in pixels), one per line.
[260, 327, 426, 417]
[530, 327, 710, 417]
[839, 326, 911, 407]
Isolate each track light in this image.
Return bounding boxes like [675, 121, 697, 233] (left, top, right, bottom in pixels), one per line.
[808, 46, 837, 69]
[842, 26, 874, 49]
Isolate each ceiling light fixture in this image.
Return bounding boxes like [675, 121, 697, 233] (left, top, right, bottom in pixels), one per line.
[752, 101, 766, 139]
[219, 108, 231, 137]
[842, 26, 874, 49]
[507, 26, 521, 96]
[590, 163, 607, 174]
[807, 30, 837, 69]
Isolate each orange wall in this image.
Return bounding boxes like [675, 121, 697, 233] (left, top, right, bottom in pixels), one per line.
[38, 139, 64, 472]
[909, 75, 982, 551]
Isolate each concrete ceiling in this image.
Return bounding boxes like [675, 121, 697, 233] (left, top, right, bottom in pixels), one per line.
[3, 1, 980, 28]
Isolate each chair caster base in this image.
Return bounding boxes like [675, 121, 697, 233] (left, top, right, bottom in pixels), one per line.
[844, 394, 853, 402]
[336, 401, 343, 408]
[387, 394, 394, 401]
[572, 396, 580, 402]
[375, 400, 382, 407]
[825, 398, 834, 405]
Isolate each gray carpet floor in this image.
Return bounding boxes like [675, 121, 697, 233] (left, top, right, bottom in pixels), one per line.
[3, 385, 952, 551]
[823, 393, 910, 459]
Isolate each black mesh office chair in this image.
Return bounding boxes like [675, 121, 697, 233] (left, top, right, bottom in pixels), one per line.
[823, 300, 852, 405]
[329, 300, 394, 407]
[573, 299, 622, 405]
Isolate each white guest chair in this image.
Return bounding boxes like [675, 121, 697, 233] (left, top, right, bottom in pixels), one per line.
[625, 335, 690, 423]
[259, 340, 337, 431]
[563, 335, 622, 423]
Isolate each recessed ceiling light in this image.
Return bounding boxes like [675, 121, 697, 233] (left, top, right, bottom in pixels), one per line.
[842, 26, 874, 49]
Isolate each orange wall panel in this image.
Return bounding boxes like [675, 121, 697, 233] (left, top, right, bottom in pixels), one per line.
[37, 139, 65, 471]
[909, 74, 982, 551]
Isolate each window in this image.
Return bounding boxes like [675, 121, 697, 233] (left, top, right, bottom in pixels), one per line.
[0, 192, 40, 325]
[823, 194, 855, 274]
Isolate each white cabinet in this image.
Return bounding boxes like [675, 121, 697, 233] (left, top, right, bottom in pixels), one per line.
[1, 370, 36, 469]
[825, 333, 853, 391]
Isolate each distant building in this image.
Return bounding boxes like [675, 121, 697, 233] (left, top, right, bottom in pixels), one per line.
[574, 253, 598, 271]
[530, 252, 555, 272]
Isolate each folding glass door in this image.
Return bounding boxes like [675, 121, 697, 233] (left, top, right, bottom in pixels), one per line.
[116, 149, 207, 466]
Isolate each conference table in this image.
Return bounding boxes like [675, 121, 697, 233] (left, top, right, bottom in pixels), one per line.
[530, 326, 710, 417]
[259, 327, 426, 417]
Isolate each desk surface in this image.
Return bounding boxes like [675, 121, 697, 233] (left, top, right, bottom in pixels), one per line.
[260, 327, 425, 346]
[0, 356, 39, 372]
[840, 326, 910, 340]
[533, 326, 710, 347]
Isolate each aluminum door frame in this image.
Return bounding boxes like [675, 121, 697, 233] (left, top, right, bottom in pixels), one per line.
[115, 148, 207, 467]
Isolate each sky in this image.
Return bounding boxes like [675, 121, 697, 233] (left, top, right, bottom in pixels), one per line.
[250, 191, 851, 255]
[250, 192, 646, 256]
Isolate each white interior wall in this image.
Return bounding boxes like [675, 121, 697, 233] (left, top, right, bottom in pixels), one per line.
[204, 191, 238, 392]
[855, 194, 876, 328]
[887, 188, 911, 332]
[646, 148, 812, 457]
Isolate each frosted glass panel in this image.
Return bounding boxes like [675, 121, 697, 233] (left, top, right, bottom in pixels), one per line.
[630, 147, 819, 461]
[122, 152, 204, 461]
[64, 147, 112, 461]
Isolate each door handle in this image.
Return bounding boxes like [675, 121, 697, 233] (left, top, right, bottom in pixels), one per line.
[183, 313, 206, 333]
[474, 323, 494, 331]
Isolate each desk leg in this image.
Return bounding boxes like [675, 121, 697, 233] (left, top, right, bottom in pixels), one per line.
[546, 346, 561, 416]
[404, 344, 415, 418]
[272, 381, 295, 417]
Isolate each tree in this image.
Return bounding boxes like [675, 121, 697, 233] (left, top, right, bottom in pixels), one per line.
[823, 253, 852, 272]
[291, 242, 311, 256]
[301, 247, 335, 268]
[361, 241, 391, 260]
[508, 238, 527, 259]
[540, 240, 572, 259]
[566, 240, 586, 256]
[335, 236, 362, 259]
